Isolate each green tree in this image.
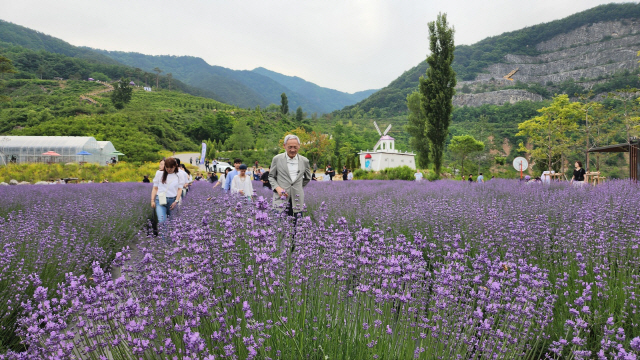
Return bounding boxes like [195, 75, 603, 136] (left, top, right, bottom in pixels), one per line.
[517, 94, 581, 172]
[153, 67, 162, 89]
[420, 13, 457, 176]
[448, 135, 484, 177]
[0, 56, 16, 102]
[213, 113, 233, 143]
[611, 88, 640, 146]
[226, 120, 254, 150]
[281, 93, 289, 115]
[166, 73, 173, 90]
[110, 78, 133, 110]
[0, 56, 17, 79]
[406, 91, 430, 168]
[296, 106, 304, 122]
[204, 139, 217, 160]
[37, 64, 48, 79]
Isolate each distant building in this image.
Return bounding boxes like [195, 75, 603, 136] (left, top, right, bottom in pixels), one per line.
[358, 122, 416, 171]
[0, 136, 119, 166]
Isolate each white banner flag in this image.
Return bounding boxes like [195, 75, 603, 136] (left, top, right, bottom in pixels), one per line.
[200, 142, 206, 165]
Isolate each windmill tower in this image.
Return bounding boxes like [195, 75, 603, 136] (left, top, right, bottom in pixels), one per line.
[373, 121, 395, 152]
[358, 121, 415, 171]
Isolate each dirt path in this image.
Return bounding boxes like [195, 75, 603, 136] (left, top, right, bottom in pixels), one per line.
[79, 80, 114, 106]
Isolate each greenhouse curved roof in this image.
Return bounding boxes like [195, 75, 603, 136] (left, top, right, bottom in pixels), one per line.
[0, 136, 98, 149]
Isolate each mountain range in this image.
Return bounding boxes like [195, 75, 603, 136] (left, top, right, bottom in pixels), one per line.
[2, 2, 640, 119]
[89, 50, 377, 114]
[0, 19, 376, 114]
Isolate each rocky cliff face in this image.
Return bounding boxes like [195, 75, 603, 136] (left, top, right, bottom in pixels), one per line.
[460, 20, 640, 99]
[453, 89, 543, 107]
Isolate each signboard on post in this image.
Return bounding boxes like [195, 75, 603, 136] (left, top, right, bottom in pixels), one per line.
[513, 157, 528, 179]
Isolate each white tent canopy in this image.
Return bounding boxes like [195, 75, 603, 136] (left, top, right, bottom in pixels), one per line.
[0, 136, 120, 165]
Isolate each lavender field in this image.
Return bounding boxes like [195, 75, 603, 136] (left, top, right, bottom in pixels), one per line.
[0, 184, 151, 352]
[2, 180, 640, 359]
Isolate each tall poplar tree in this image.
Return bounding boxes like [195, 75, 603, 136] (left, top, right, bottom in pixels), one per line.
[419, 13, 456, 176]
[406, 91, 430, 168]
[281, 93, 289, 115]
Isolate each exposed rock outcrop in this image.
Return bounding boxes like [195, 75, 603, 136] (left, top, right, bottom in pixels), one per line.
[453, 90, 543, 107]
[475, 20, 640, 86]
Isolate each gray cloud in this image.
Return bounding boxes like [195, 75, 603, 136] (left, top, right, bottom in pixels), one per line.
[0, 0, 629, 93]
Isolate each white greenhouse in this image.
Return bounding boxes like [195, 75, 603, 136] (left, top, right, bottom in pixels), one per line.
[0, 136, 120, 166]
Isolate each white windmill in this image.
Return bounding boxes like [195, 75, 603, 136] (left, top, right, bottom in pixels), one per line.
[373, 121, 395, 152]
[358, 121, 415, 171]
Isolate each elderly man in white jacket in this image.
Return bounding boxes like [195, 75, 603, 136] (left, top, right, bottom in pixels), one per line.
[268, 134, 312, 217]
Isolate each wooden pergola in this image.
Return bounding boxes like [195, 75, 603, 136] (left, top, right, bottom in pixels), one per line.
[588, 139, 639, 182]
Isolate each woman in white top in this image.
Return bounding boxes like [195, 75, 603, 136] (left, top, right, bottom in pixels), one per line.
[231, 164, 254, 199]
[151, 157, 184, 224]
[213, 167, 231, 190]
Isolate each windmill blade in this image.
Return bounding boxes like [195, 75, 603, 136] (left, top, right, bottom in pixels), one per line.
[373, 121, 382, 136]
[383, 124, 392, 136]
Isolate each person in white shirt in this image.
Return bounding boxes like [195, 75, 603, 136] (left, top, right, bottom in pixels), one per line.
[175, 159, 189, 199]
[231, 164, 254, 200]
[414, 170, 424, 182]
[213, 167, 231, 189]
[150, 157, 183, 225]
[347, 170, 354, 180]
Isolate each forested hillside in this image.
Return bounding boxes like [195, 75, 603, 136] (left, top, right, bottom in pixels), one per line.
[0, 20, 120, 65]
[338, 2, 640, 117]
[0, 42, 220, 100]
[0, 42, 380, 168]
[94, 50, 377, 114]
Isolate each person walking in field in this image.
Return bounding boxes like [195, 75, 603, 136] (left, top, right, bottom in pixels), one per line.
[414, 170, 423, 181]
[212, 159, 218, 173]
[477, 172, 484, 183]
[468, 174, 473, 183]
[269, 134, 312, 217]
[342, 166, 348, 181]
[261, 168, 271, 189]
[213, 167, 231, 190]
[175, 159, 189, 199]
[150, 157, 183, 226]
[223, 159, 243, 191]
[347, 169, 353, 181]
[189, 157, 193, 165]
[231, 164, 254, 200]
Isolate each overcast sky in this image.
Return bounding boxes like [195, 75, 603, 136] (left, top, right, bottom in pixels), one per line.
[0, 0, 632, 93]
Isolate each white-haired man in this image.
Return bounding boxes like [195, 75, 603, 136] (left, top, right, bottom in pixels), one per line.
[269, 134, 312, 218]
